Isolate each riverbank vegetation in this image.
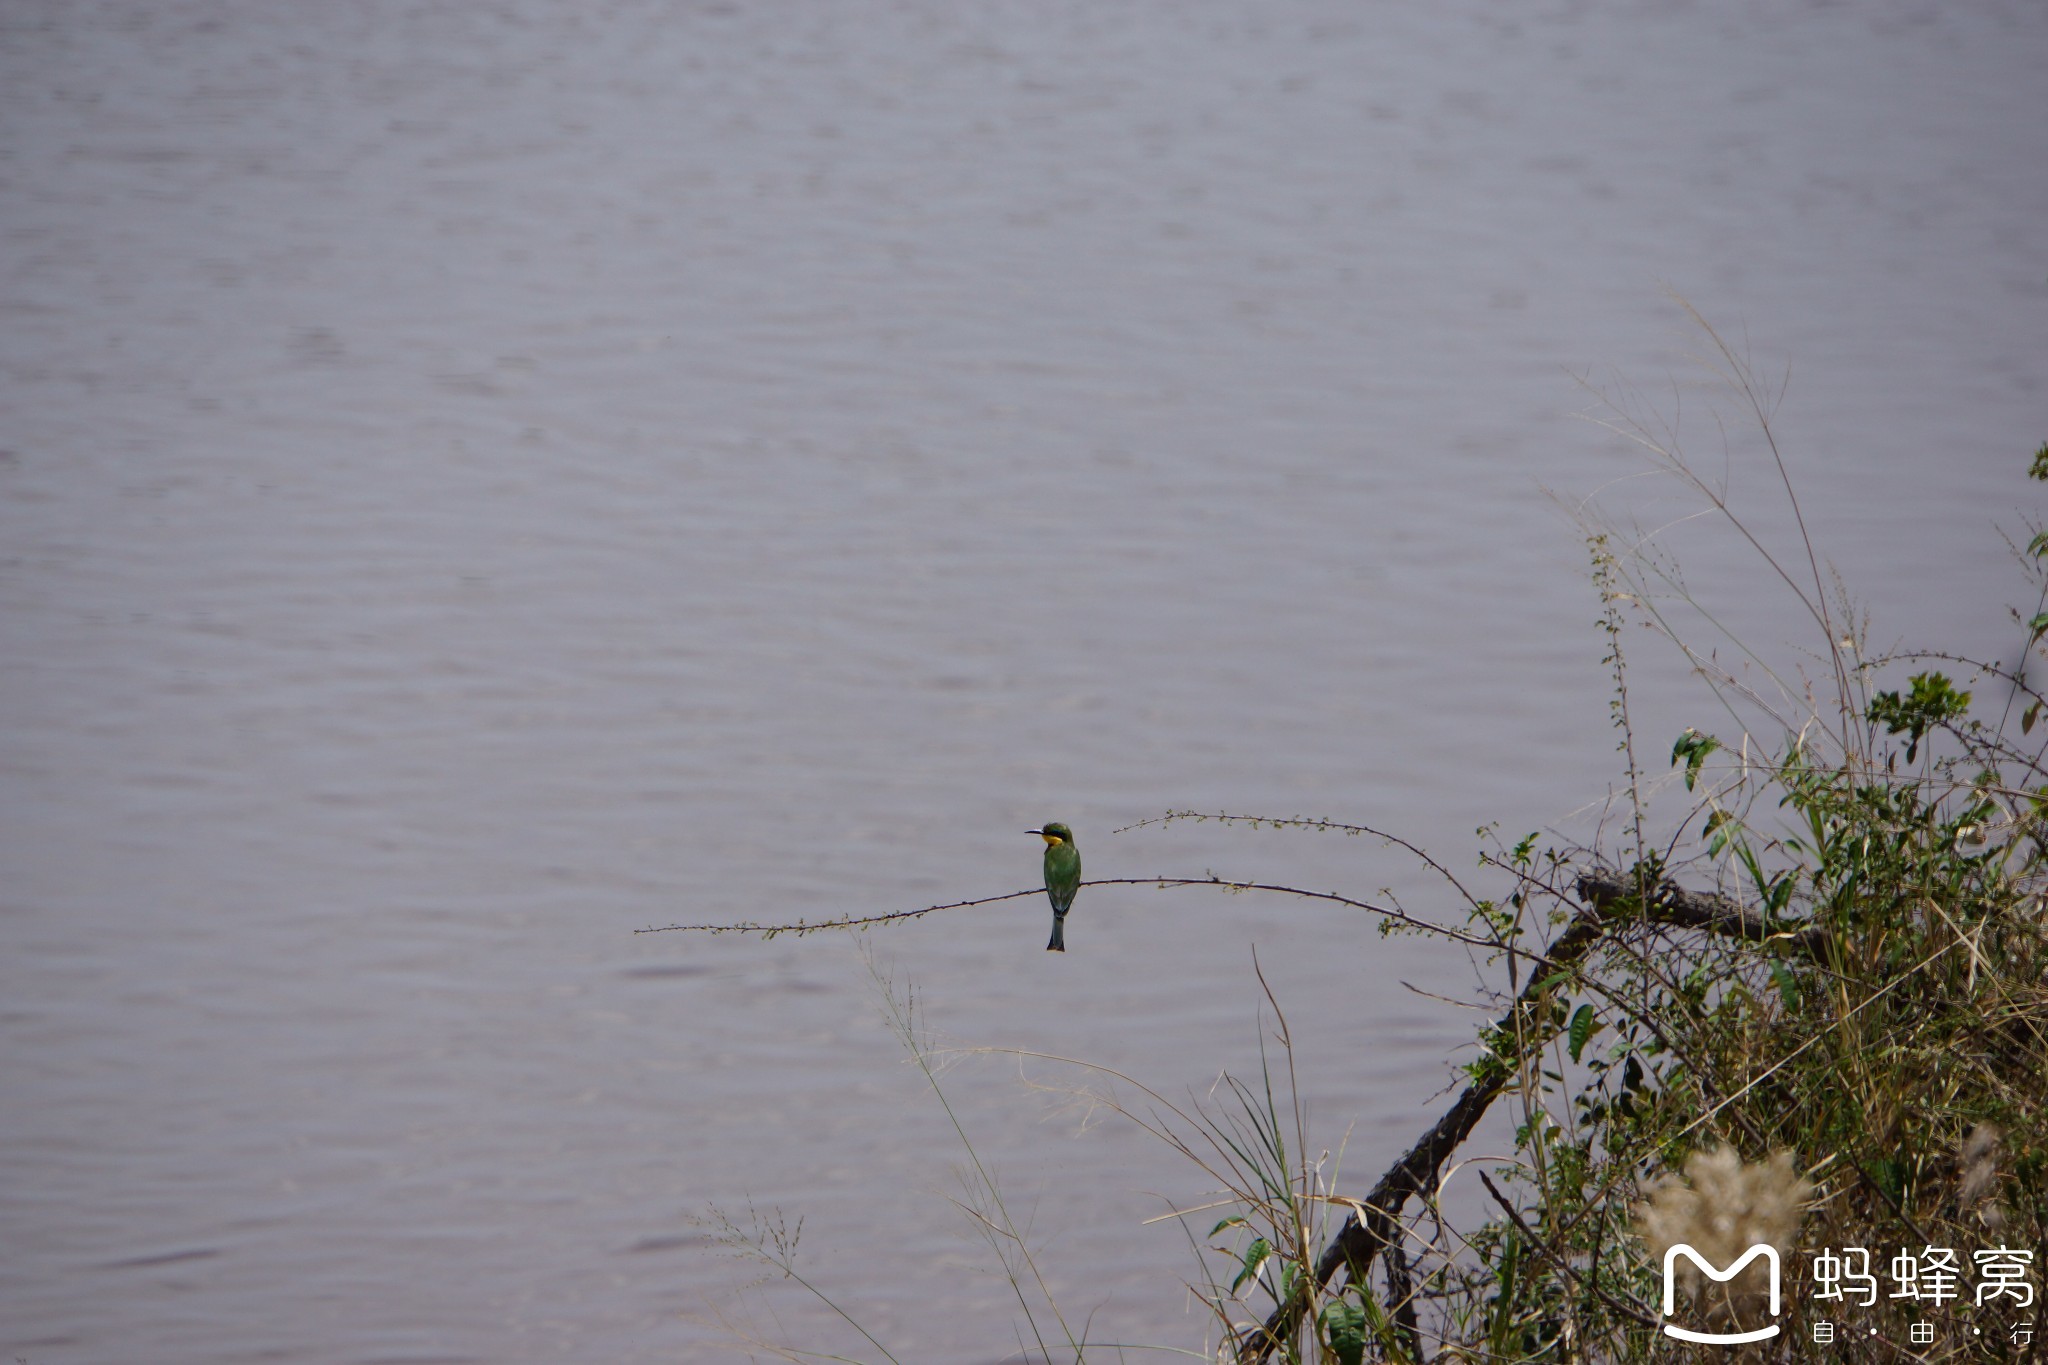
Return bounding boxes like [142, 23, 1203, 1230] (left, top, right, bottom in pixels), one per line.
[1196, 329, 2048, 1363]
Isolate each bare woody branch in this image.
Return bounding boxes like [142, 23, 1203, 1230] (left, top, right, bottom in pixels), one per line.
[639, 877, 1497, 951]
[1572, 870, 1833, 960]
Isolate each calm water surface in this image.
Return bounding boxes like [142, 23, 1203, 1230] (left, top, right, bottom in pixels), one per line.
[3, 2, 2044, 1360]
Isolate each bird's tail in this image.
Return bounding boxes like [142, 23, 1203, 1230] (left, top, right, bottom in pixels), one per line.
[1047, 913, 1066, 953]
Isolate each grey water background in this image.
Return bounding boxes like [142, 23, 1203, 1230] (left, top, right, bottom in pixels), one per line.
[2, 2, 2044, 1360]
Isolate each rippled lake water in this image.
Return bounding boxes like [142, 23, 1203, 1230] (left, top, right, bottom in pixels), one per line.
[3, 2, 2044, 1359]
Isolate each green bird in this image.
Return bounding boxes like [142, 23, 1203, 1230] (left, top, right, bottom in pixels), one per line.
[1028, 822, 1081, 952]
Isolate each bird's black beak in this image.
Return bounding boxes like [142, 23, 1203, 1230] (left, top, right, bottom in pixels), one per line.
[1024, 829, 1045, 836]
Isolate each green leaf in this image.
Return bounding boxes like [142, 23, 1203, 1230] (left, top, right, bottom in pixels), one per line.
[1866, 1156, 1907, 1205]
[1868, 671, 1972, 762]
[1208, 1215, 1246, 1238]
[1488, 1226, 1523, 1353]
[1703, 809, 1736, 858]
[2032, 613, 2048, 644]
[1769, 958, 1800, 1012]
[1231, 1236, 1272, 1295]
[1320, 1298, 1367, 1365]
[1567, 1003, 1601, 1063]
[1670, 729, 1721, 791]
